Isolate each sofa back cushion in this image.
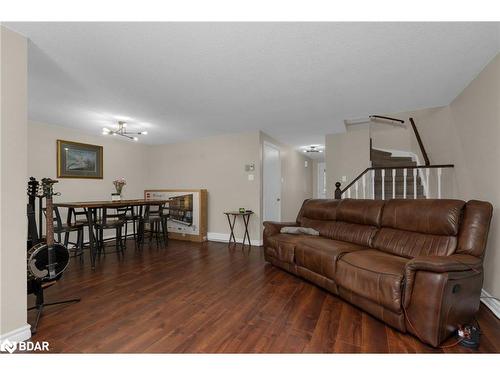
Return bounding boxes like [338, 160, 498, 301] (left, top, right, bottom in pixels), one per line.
[336, 199, 385, 226]
[373, 199, 465, 258]
[297, 199, 339, 222]
[330, 199, 384, 246]
[297, 199, 384, 247]
[297, 199, 340, 238]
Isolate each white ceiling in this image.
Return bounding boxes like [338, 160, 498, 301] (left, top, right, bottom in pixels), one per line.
[5, 22, 500, 148]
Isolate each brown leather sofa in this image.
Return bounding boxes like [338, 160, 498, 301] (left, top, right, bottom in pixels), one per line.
[263, 199, 493, 347]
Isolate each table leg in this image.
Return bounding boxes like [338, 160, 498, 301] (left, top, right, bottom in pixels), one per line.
[226, 214, 237, 244]
[242, 214, 251, 247]
[87, 208, 97, 270]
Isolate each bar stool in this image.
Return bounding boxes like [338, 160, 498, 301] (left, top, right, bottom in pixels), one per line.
[94, 207, 126, 256]
[69, 207, 95, 238]
[43, 206, 85, 263]
[117, 205, 142, 244]
[138, 204, 169, 249]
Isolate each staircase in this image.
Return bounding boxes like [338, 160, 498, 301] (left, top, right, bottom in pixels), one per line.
[334, 117, 454, 200]
[371, 149, 425, 199]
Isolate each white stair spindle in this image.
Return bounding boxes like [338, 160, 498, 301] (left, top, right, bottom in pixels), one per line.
[355, 180, 359, 199]
[347, 187, 351, 199]
[425, 168, 430, 198]
[413, 168, 418, 199]
[362, 174, 366, 199]
[381, 169, 385, 200]
[437, 167, 442, 199]
[403, 168, 407, 199]
[392, 169, 396, 199]
[371, 169, 375, 199]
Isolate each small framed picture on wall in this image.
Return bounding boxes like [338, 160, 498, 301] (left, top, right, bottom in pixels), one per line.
[57, 139, 103, 179]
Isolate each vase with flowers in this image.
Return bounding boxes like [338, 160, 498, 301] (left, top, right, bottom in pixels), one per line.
[112, 177, 126, 200]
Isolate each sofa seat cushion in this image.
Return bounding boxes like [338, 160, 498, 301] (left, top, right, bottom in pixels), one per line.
[295, 237, 368, 280]
[336, 250, 409, 313]
[266, 233, 311, 263]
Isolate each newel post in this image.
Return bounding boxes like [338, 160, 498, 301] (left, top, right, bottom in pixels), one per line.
[334, 182, 342, 199]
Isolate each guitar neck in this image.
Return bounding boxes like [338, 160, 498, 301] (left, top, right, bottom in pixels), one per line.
[46, 197, 54, 247]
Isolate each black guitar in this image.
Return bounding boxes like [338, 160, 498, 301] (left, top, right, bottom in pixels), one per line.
[27, 178, 70, 281]
[27, 177, 40, 249]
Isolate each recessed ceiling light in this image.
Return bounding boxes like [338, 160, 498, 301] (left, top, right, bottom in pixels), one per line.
[301, 145, 325, 153]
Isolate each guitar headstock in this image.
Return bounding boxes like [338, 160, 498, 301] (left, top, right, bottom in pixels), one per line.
[27, 177, 40, 197]
[41, 178, 60, 198]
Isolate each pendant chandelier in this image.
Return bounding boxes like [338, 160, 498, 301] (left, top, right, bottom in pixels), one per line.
[102, 121, 147, 141]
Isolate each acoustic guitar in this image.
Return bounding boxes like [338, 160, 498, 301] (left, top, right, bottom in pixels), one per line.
[27, 178, 70, 281]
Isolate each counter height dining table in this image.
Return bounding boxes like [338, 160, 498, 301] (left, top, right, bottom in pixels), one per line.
[54, 199, 171, 269]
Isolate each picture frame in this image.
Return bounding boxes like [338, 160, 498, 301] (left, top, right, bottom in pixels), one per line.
[57, 139, 103, 179]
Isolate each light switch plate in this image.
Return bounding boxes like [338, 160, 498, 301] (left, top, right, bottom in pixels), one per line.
[248, 174, 254, 181]
[341, 176, 347, 182]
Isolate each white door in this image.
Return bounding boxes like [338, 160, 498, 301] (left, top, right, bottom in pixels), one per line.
[317, 162, 326, 198]
[263, 142, 281, 222]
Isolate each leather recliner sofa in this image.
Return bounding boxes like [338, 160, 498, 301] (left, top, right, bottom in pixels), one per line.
[263, 199, 493, 347]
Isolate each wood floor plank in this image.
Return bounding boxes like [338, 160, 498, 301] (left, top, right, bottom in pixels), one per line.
[27, 239, 499, 353]
[361, 312, 389, 353]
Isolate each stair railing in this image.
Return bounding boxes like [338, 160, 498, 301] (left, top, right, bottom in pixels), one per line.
[334, 164, 454, 200]
[409, 117, 430, 166]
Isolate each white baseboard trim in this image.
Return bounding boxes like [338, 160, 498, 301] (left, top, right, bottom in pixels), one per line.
[0, 324, 31, 344]
[481, 289, 500, 319]
[208, 232, 263, 246]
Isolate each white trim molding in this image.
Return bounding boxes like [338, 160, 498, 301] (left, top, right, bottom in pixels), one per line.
[0, 324, 31, 344]
[481, 289, 500, 319]
[207, 232, 263, 246]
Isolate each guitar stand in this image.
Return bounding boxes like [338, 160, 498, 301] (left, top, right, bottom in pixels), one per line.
[28, 280, 80, 335]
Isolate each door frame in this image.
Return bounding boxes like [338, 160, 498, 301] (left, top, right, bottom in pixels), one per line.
[262, 141, 282, 222]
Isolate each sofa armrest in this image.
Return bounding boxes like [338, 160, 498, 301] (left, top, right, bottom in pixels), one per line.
[404, 254, 482, 308]
[402, 254, 484, 346]
[406, 254, 482, 274]
[263, 221, 298, 238]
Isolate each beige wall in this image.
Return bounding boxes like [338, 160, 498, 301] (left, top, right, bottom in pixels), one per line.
[27, 121, 148, 241]
[0, 27, 29, 338]
[146, 132, 262, 242]
[397, 53, 500, 299]
[25, 124, 314, 246]
[324, 53, 500, 299]
[260, 132, 313, 222]
[325, 123, 370, 197]
[447, 53, 500, 298]
[28, 121, 148, 202]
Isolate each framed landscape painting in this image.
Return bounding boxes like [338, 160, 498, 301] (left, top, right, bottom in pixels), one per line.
[57, 140, 103, 179]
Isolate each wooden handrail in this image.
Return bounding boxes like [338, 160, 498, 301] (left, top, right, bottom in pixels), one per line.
[409, 117, 430, 166]
[370, 115, 405, 124]
[334, 164, 454, 199]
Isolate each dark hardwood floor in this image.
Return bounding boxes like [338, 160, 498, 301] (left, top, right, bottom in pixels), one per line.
[28, 240, 500, 353]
